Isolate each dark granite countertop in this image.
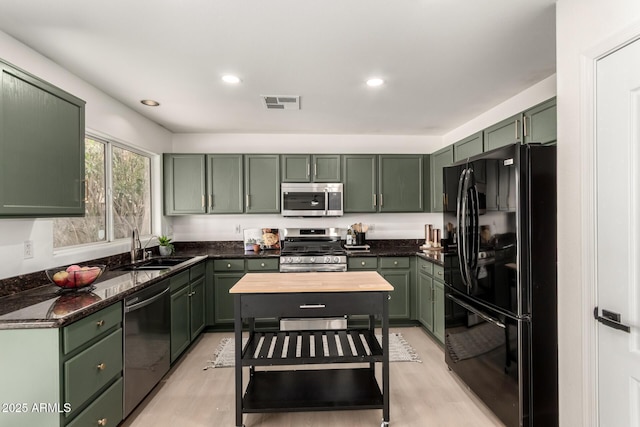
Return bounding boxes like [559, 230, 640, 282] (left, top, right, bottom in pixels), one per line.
[0, 255, 207, 330]
[0, 239, 446, 330]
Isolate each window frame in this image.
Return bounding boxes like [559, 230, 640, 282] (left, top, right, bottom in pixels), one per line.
[53, 133, 157, 252]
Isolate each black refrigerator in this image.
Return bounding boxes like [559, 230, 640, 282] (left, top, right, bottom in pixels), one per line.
[442, 143, 558, 427]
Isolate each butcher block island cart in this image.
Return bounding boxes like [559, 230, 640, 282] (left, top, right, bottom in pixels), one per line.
[230, 271, 394, 427]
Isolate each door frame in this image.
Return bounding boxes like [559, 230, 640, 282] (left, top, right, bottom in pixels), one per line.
[580, 21, 640, 426]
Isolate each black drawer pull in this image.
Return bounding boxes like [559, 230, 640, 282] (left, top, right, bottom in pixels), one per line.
[300, 304, 326, 309]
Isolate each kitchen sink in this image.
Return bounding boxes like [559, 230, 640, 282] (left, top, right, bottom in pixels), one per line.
[113, 257, 193, 271]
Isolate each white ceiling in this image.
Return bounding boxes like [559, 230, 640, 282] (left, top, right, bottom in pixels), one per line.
[0, 0, 556, 135]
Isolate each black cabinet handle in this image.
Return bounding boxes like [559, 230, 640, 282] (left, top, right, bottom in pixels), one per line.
[594, 307, 630, 333]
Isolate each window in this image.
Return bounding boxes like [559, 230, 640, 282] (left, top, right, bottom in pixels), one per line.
[53, 136, 152, 248]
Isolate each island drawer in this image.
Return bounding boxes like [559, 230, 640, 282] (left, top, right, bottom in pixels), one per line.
[214, 259, 245, 272]
[348, 257, 378, 270]
[246, 258, 279, 271]
[64, 328, 122, 415]
[418, 258, 434, 275]
[239, 292, 385, 318]
[63, 302, 122, 355]
[379, 257, 410, 269]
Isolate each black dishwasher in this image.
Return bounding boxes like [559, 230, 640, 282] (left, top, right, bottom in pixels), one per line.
[123, 280, 171, 417]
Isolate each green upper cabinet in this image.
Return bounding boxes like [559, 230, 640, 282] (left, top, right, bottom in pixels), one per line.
[484, 113, 523, 152]
[524, 97, 557, 145]
[244, 154, 280, 213]
[312, 154, 341, 182]
[281, 154, 340, 182]
[453, 131, 484, 162]
[430, 146, 454, 212]
[163, 154, 207, 215]
[281, 154, 310, 182]
[0, 59, 86, 217]
[342, 154, 377, 213]
[378, 155, 423, 212]
[206, 154, 243, 213]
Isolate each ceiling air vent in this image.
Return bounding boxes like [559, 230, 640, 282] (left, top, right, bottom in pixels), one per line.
[261, 95, 300, 110]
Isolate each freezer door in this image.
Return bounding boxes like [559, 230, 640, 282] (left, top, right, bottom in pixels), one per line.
[445, 291, 529, 427]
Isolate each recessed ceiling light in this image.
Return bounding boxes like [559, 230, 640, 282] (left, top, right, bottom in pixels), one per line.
[366, 78, 384, 87]
[140, 99, 160, 107]
[222, 75, 241, 84]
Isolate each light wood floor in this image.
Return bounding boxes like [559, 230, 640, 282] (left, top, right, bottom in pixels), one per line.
[122, 327, 504, 427]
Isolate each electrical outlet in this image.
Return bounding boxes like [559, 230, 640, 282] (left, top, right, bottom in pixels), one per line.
[235, 224, 242, 234]
[24, 240, 34, 259]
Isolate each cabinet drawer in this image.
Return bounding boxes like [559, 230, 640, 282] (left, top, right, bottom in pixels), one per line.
[214, 259, 245, 272]
[170, 270, 190, 292]
[433, 264, 445, 282]
[246, 258, 279, 271]
[240, 292, 386, 318]
[64, 328, 122, 414]
[417, 258, 434, 275]
[379, 257, 410, 269]
[190, 262, 206, 280]
[348, 257, 378, 270]
[66, 377, 123, 427]
[63, 303, 122, 355]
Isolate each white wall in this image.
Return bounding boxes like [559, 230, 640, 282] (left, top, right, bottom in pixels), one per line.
[556, 2, 640, 425]
[0, 31, 172, 280]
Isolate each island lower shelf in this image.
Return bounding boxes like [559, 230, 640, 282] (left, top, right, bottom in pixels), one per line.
[242, 368, 384, 413]
[241, 329, 383, 366]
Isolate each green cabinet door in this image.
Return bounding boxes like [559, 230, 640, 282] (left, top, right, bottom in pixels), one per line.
[206, 154, 243, 213]
[189, 275, 206, 338]
[430, 146, 454, 212]
[164, 154, 206, 215]
[418, 270, 434, 331]
[281, 154, 310, 182]
[244, 154, 280, 213]
[453, 131, 484, 162]
[379, 269, 410, 320]
[170, 285, 190, 363]
[433, 280, 445, 343]
[378, 155, 423, 212]
[483, 114, 523, 152]
[312, 154, 341, 182]
[0, 60, 86, 217]
[524, 98, 557, 145]
[205, 260, 215, 327]
[342, 154, 377, 213]
[214, 272, 244, 324]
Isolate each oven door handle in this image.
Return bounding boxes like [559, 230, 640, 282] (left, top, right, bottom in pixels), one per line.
[125, 286, 170, 313]
[446, 294, 505, 329]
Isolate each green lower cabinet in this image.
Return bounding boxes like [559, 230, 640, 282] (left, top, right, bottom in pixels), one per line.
[214, 273, 244, 324]
[418, 270, 434, 331]
[433, 280, 445, 343]
[189, 275, 206, 338]
[378, 257, 411, 320]
[170, 285, 191, 363]
[417, 257, 445, 344]
[66, 377, 123, 427]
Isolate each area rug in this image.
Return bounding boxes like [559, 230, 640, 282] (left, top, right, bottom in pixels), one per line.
[204, 332, 420, 369]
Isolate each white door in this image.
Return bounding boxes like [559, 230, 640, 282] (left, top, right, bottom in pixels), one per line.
[596, 37, 640, 426]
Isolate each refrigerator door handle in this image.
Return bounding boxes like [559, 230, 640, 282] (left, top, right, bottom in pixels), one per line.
[447, 294, 506, 329]
[456, 168, 469, 288]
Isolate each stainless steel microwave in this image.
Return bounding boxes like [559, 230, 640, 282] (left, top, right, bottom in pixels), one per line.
[281, 183, 343, 217]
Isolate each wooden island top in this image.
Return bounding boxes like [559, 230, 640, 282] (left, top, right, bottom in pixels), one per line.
[229, 271, 394, 294]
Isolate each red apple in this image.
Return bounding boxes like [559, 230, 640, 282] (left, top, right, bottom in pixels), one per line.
[66, 265, 81, 273]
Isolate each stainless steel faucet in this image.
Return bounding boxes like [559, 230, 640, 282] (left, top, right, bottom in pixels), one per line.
[141, 235, 157, 260]
[131, 228, 141, 263]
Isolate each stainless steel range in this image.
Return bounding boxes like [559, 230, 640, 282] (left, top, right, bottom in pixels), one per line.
[279, 228, 347, 272]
